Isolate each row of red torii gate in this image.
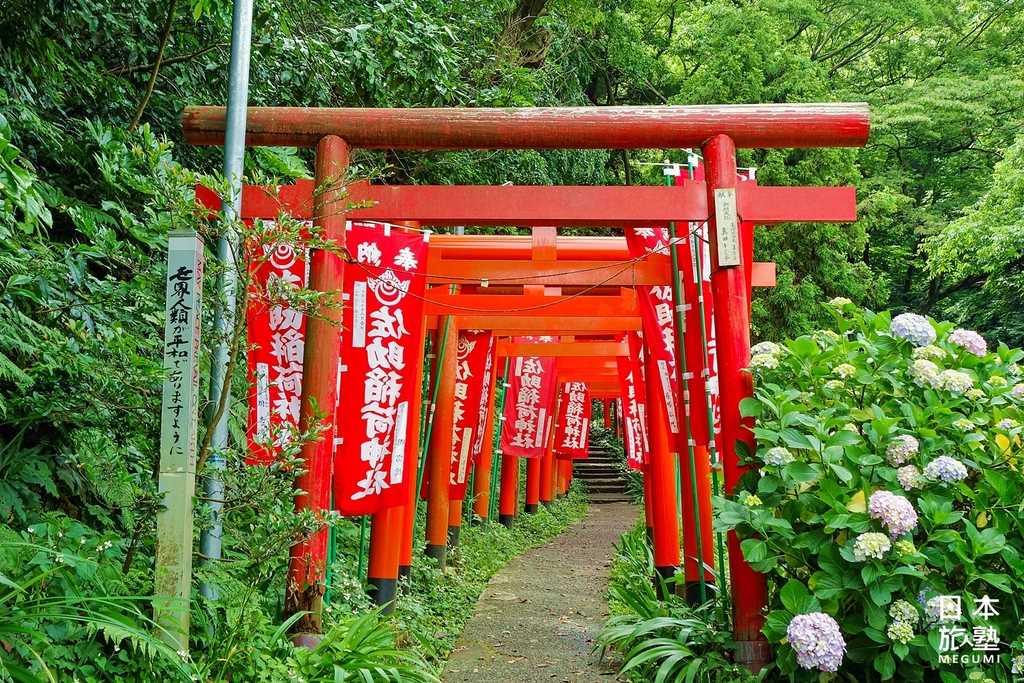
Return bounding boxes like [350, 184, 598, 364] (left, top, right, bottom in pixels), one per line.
[177, 103, 870, 671]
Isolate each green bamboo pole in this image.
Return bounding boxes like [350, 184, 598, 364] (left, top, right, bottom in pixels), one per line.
[686, 154, 730, 611]
[324, 492, 336, 605]
[356, 515, 369, 584]
[417, 315, 453, 493]
[487, 357, 512, 523]
[665, 167, 708, 604]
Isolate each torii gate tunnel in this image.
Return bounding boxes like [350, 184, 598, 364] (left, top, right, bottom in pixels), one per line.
[183, 103, 869, 670]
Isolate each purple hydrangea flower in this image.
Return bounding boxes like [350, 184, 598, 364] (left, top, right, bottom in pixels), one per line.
[891, 313, 936, 347]
[885, 435, 919, 466]
[923, 456, 968, 483]
[786, 612, 846, 672]
[948, 329, 987, 357]
[1012, 384, 1024, 399]
[868, 490, 919, 537]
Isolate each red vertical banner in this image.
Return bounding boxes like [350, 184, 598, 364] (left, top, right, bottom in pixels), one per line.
[500, 338, 558, 458]
[616, 332, 649, 470]
[554, 382, 591, 459]
[245, 227, 309, 465]
[625, 228, 682, 439]
[470, 335, 497, 464]
[334, 222, 429, 516]
[448, 330, 494, 500]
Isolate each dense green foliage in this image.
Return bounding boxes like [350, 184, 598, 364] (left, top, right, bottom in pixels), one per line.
[720, 303, 1024, 680]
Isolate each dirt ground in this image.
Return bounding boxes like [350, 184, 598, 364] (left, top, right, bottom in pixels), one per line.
[443, 502, 636, 683]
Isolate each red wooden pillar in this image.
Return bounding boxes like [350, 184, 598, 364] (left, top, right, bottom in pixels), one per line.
[602, 399, 610, 429]
[498, 453, 519, 527]
[539, 426, 555, 507]
[643, 340, 680, 597]
[525, 458, 541, 513]
[285, 136, 349, 638]
[425, 317, 457, 568]
[367, 506, 403, 611]
[471, 357, 500, 521]
[642, 460, 654, 545]
[704, 134, 768, 670]
[398, 329, 429, 580]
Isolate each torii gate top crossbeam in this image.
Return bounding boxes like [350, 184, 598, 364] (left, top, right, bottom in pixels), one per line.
[182, 104, 869, 150]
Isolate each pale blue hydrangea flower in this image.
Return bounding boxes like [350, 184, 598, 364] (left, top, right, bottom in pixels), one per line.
[763, 446, 794, 467]
[833, 363, 856, 379]
[913, 344, 946, 361]
[1012, 384, 1024, 399]
[868, 491, 918, 538]
[751, 341, 782, 356]
[852, 532, 892, 561]
[910, 359, 942, 388]
[923, 456, 968, 483]
[997, 418, 1019, 430]
[896, 465, 922, 491]
[1012, 654, 1024, 675]
[786, 613, 846, 673]
[749, 353, 779, 370]
[886, 620, 914, 644]
[885, 435, 919, 466]
[948, 329, 987, 357]
[891, 313, 936, 347]
[939, 369, 973, 394]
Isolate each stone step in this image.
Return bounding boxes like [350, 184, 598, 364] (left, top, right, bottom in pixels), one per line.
[588, 492, 634, 503]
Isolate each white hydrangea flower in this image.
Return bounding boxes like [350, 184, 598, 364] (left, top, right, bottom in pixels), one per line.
[910, 359, 942, 388]
[852, 532, 892, 561]
[833, 363, 856, 379]
[939, 369, 973, 394]
[751, 341, 782, 357]
[749, 353, 779, 370]
[913, 345, 946, 361]
[828, 297, 853, 307]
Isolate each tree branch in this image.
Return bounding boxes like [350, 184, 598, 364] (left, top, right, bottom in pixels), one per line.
[129, 0, 179, 130]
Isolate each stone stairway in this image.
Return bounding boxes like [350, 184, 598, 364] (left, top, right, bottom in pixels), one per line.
[573, 441, 632, 503]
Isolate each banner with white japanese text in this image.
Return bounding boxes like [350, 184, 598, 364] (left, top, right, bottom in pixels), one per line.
[470, 335, 497, 464]
[333, 221, 429, 516]
[245, 225, 310, 465]
[625, 228, 683, 439]
[448, 330, 494, 500]
[616, 331, 649, 469]
[554, 382, 591, 459]
[499, 337, 558, 458]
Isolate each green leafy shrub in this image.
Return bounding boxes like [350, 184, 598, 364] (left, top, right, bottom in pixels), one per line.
[598, 525, 759, 683]
[719, 302, 1024, 681]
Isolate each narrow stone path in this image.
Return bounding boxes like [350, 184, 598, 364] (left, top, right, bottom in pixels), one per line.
[443, 502, 636, 683]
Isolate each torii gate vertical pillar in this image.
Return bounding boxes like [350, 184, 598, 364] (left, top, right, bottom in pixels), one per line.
[285, 135, 349, 639]
[704, 134, 769, 669]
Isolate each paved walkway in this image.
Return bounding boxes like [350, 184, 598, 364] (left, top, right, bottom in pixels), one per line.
[443, 503, 636, 683]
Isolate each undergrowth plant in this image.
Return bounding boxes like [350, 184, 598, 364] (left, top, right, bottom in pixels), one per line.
[598, 524, 760, 683]
[719, 302, 1024, 681]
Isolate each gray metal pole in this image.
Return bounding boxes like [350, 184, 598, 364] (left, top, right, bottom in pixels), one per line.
[199, 0, 254, 599]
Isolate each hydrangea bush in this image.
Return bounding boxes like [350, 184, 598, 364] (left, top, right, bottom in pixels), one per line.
[716, 305, 1024, 682]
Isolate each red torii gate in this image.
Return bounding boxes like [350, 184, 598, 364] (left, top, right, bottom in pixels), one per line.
[183, 103, 869, 670]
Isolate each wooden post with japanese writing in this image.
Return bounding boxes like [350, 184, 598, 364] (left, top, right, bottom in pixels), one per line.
[154, 229, 204, 651]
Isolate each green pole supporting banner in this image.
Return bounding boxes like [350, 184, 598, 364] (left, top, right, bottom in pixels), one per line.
[686, 153, 730, 610]
[324, 492, 335, 606]
[486, 357, 512, 524]
[356, 515, 369, 584]
[417, 312, 453, 494]
[664, 167, 708, 605]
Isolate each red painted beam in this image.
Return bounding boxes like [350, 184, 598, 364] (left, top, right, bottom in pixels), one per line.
[182, 104, 870, 149]
[424, 292, 639, 317]
[426, 315, 641, 334]
[737, 186, 857, 224]
[496, 341, 627, 357]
